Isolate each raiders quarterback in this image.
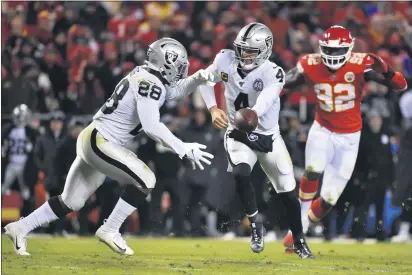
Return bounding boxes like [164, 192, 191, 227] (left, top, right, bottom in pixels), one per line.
[5, 38, 214, 256]
[200, 23, 313, 258]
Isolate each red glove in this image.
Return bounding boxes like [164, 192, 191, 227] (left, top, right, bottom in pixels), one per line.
[368, 52, 389, 73]
[369, 53, 407, 91]
[391, 71, 407, 91]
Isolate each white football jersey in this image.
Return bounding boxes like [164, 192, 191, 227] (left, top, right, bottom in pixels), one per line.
[93, 66, 167, 145]
[7, 127, 28, 167]
[207, 50, 285, 137]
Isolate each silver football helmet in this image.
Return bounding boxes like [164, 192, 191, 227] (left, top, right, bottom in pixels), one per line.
[234, 23, 273, 70]
[145, 37, 189, 87]
[12, 104, 31, 127]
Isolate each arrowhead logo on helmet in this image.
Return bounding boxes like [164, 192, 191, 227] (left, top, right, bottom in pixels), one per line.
[165, 50, 178, 64]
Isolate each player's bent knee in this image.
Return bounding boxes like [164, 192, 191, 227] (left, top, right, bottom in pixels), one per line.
[144, 175, 156, 190]
[320, 188, 342, 206]
[138, 168, 156, 190]
[60, 193, 85, 212]
[304, 170, 322, 181]
[232, 163, 252, 180]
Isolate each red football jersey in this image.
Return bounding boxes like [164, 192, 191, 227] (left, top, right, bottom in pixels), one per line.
[299, 53, 374, 133]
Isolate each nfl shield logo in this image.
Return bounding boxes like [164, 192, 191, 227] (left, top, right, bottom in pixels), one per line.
[253, 79, 264, 92]
[165, 51, 178, 64]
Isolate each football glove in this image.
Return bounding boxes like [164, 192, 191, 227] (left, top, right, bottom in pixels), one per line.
[368, 53, 389, 73]
[183, 142, 214, 170]
[192, 69, 215, 83]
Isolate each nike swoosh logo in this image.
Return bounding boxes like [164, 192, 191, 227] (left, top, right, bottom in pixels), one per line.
[113, 241, 126, 253]
[15, 238, 21, 250]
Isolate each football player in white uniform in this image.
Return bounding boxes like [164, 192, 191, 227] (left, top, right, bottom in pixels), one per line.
[200, 23, 313, 258]
[5, 38, 214, 256]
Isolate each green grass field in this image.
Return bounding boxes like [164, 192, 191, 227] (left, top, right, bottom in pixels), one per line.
[2, 237, 412, 275]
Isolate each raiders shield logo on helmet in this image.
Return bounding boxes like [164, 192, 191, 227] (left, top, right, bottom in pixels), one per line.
[165, 50, 178, 64]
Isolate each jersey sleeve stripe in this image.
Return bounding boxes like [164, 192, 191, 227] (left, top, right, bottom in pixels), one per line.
[90, 129, 147, 189]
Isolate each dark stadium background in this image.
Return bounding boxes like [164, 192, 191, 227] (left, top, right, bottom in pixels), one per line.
[1, 1, 412, 241]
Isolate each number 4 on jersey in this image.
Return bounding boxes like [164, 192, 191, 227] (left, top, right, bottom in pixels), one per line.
[234, 93, 249, 111]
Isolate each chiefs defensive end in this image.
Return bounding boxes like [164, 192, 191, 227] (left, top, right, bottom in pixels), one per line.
[283, 25, 408, 249]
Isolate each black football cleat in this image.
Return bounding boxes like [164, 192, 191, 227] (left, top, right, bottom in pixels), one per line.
[249, 222, 264, 253]
[294, 237, 315, 259]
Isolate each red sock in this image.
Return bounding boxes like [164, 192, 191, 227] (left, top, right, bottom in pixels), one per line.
[299, 178, 319, 202]
[309, 198, 332, 223]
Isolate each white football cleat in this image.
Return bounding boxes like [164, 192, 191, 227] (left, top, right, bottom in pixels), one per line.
[391, 233, 411, 243]
[95, 226, 134, 256]
[4, 221, 30, 256]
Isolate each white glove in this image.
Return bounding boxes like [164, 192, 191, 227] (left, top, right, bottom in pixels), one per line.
[183, 142, 214, 170]
[192, 69, 215, 83]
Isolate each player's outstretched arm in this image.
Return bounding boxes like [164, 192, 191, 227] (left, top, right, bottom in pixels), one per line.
[199, 60, 228, 129]
[137, 98, 213, 170]
[166, 69, 215, 100]
[199, 84, 228, 129]
[364, 53, 408, 92]
[283, 66, 306, 90]
[251, 82, 284, 117]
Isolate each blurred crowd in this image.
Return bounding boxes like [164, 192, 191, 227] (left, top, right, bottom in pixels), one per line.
[2, 1, 412, 242]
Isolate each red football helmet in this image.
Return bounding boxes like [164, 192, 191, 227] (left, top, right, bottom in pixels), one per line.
[319, 25, 355, 70]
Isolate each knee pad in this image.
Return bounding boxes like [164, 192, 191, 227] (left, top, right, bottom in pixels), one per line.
[60, 193, 85, 211]
[232, 163, 252, 180]
[304, 170, 322, 181]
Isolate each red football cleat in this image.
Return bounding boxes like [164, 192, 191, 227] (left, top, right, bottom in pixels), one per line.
[283, 230, 294, 250]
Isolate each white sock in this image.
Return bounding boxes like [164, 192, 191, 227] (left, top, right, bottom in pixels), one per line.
[20, 202, 58, 235]
[300, 199, 312, 233]
[103, 198, 136, 233]
[398, 222, 411, 236]
[300, 199, 312, 219]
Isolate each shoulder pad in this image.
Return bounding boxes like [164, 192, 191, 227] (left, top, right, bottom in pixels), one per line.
[300, 53, 322, 67]
[261, 63, 285, 85]
[347, 53, 372, 67]
[213, 49, 235, 68]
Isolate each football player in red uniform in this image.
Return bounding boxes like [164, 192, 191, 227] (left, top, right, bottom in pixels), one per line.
[283, 25, 407, 249]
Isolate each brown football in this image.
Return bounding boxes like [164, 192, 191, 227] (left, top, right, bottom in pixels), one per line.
[234, 108, 258, 133]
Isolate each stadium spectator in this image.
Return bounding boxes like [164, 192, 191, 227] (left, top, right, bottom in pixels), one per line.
[2, 105, 39, 217]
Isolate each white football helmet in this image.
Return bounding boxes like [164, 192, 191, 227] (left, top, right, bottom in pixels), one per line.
[145, 38, 189, 87]
[12, 104, 31, 127]
[233, 23, 273, 71]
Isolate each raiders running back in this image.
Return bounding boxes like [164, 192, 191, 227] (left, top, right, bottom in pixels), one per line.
[4, 38, 214, 257]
